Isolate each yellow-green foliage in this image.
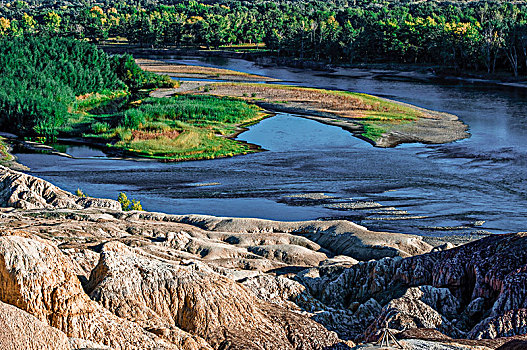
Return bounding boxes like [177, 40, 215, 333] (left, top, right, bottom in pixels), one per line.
[117, 192, 143, 211]
[361, 123, 387, 141]
[75, 188, 88, 197]
[81, 94, 263, 161]
[0, 137, 13, 163]
[210, 82, 422, 142]
[74, 90, 129, 112]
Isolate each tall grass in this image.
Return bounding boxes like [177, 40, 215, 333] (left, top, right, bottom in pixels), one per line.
[82, 94, 263, 161]
[120, 95, 259, 128]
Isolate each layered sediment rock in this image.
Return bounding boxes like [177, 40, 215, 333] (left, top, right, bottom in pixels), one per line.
[87, 241, 343, 349]
[149, 213, 434, 260]
[0, 165, 120, 210]
[0, 234, 175, 349]
[0, 301, 71, 350]
[0, 167, 524, 349]
[297, 232, 527, 343]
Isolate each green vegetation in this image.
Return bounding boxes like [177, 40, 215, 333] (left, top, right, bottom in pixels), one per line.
[76, 189, 144, 210]
[0, 36, 174, 140]
[75, 189, 88, 198]
[83, 95, 262, 160]
[362, 123, 388, 141]
[117, 192, 143, 211]
[200, 82, 422, 142]
[1, 1, 527, 77]
[0, 137, 14, 165]
[0, 35, 266, 161]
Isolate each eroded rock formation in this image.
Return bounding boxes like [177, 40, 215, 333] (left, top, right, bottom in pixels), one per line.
[0, 300, 71, 350]
[87, 241, 342, 349]
[296, 232, 527, 343]
[0, 234, 175, 349]
[0, 165, 120, 210]
[0, 167, 524, 349]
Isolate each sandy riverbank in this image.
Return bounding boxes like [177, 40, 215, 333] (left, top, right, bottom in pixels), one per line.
[149, 80, 469, 148]
[138, 58, 470, 148]
[136, 58, 279, 82]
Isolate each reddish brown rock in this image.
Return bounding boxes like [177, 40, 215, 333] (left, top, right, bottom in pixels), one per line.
[496, 339, 527, 350]
[0, 301, 71, 350]
[298, 233, 527, 342]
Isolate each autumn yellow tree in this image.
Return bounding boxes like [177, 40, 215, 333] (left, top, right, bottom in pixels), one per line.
[43, 11, 61, 33]
[0, 18, 11, 37]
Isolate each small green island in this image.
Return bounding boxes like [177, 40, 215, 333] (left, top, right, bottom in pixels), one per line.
[0, 36, 268, 161]
[0, 36, 465, 161]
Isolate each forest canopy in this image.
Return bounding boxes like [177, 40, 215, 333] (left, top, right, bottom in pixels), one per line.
[0, 36, 172, 137]
[1, 0, 527, 76]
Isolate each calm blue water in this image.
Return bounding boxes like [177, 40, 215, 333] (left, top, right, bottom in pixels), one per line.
[13, 58, 527, 236]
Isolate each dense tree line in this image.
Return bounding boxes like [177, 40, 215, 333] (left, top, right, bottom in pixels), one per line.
[1, 0, 527, 76]
[0, 36, 172, 137]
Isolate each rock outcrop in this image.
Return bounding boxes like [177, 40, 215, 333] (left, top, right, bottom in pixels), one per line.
[296, 232, 527, 342]
[470, 309, 527, 340]
[148, 213, 434, 260]
[0, 165, 120, 210]
[0, 234, 176, 349]
[0, 167, 524, 349]
[87, 241, 343, 350]
[0, 300, 71, 350]
[496, 340, 527, 350]
[363, 286, 465, 341]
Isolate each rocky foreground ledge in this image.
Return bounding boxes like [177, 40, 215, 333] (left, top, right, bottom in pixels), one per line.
[0, 166, 525, 350]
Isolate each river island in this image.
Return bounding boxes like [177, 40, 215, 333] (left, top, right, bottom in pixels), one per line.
[0, 37, 468, 164]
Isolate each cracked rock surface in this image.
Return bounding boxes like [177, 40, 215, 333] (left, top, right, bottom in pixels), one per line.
[0, 167, 525, 349]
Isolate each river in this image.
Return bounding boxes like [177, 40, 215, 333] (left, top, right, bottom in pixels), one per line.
[13, 57, 527, 238]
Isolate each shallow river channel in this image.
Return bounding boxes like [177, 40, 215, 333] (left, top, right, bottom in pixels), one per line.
[14, 57, 527, 238]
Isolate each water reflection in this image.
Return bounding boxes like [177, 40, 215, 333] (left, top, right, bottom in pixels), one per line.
[13, 57, 527, 237]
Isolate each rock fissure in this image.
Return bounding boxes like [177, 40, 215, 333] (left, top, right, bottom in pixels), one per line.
[0, 167, 524, 349]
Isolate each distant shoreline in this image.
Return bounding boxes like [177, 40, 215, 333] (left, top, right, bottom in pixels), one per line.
[101, 43, 527, 90]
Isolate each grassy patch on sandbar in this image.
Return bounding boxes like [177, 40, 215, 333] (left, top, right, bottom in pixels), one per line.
[188, 82, 425, 142]
[74, 94, 264, 161]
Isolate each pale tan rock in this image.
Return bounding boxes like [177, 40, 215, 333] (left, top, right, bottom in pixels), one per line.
[247, 244, 327, 266]
[69, 337, 112, 349]
[167, 214, 432, 260]
[241, 274, 324, 312]
[319, 255, 359, 267]
[87, 241, 343, 350]
[0, 300, 71, 350]
[0, 235, 176, 350]
[0, 165, 120, 210]
[62, 247, 101, 285]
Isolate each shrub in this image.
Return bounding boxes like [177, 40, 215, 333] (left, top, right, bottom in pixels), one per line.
[120, 109, 146, 129]
[75, 188, 88, 197]
[92, 122, 110, 134]
[111, 54, 176, 91]
[117, 192, 144, 211]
